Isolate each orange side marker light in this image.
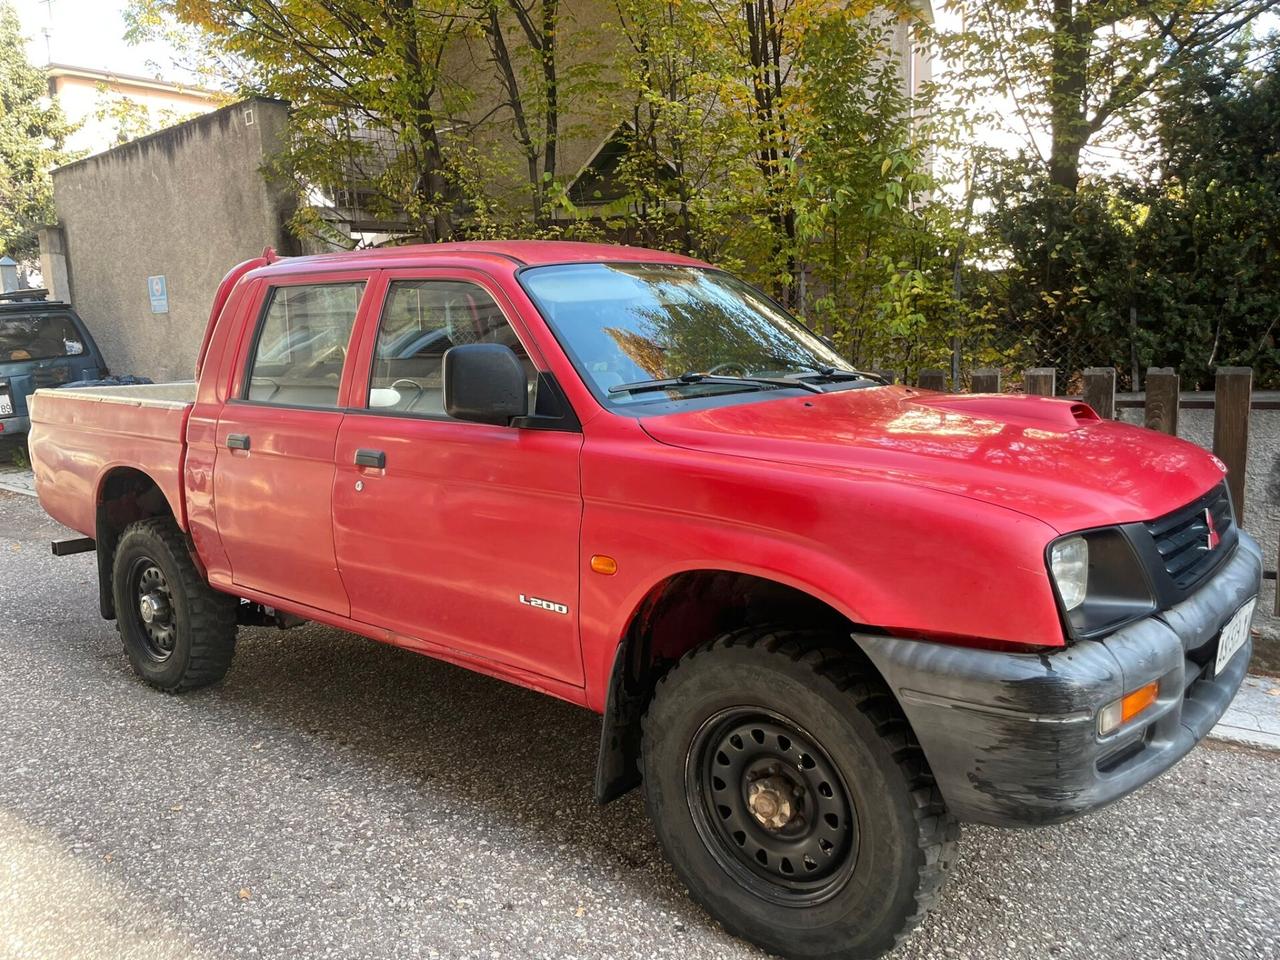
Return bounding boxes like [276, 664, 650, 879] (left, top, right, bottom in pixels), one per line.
[1098, 681, 1159, 735]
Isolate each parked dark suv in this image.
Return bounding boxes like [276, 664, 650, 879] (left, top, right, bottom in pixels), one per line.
[0, 290, 107, 439]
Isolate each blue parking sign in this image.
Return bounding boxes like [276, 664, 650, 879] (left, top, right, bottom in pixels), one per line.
[148, 275, 169, 314]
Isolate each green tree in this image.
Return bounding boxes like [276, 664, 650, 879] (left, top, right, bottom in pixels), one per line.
[943, 1, 1279, 383]
[0, 1, 74, 262]
[135, 0, 470, 242]
[1136, 40, 1280, 385]
[606, 0, 754, 258]
[943, 0, 1279, 194]
[977, 35, 1280, 388]
[128, 0, 600, 243]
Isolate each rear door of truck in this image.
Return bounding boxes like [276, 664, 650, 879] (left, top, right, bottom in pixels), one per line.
[212, 270, 376, 615]
[330, 267, 586, 686]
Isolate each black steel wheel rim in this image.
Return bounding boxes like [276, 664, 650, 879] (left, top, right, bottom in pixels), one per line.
[685, 707, 859, 906]
[129, 557, 177, 662]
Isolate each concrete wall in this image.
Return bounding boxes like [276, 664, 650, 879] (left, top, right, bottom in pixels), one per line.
[47, 98, 295, 382]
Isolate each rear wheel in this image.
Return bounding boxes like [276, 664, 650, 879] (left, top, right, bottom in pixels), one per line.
[112, 517, 237, 692]
[641, 626, 957, 960]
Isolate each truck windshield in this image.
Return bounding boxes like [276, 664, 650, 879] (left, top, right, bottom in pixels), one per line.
[518, 263, 855, 406]
[0, 312, 85, 363]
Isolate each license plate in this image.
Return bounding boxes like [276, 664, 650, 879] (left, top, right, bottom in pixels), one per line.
[1215, 598, 1256, 675]
[0, 394, 11, 416]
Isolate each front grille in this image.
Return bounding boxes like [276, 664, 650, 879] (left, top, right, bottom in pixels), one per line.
[1145, 483, 1234, 591]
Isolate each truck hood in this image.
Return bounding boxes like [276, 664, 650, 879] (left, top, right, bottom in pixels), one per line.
[639, 386, 1227, 533]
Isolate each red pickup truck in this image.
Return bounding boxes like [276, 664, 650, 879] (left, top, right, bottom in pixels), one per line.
[29, 241, 1260, 960]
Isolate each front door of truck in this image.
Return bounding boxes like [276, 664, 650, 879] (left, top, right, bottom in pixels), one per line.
[213, 274, 372, 616]
[331, 270, 585, 685]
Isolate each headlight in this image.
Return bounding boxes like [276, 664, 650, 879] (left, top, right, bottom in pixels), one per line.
[1049, 536, 1088, 610]
[1047, 529, 1156, 640]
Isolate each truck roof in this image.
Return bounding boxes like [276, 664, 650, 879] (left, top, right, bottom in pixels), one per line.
[255, 240, 710, 275]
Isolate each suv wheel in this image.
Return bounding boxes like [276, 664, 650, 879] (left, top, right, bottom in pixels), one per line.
[641, 626, 957, 960]
[112, 517, 238, 692]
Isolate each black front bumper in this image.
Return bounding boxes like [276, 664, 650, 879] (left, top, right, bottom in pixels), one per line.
[854, 532, 1262, 827]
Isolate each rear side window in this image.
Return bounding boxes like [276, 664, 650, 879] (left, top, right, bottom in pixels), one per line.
[0, 312, 85, 362]
[244, 282, 364, 408]
[367, 280, 535, 418]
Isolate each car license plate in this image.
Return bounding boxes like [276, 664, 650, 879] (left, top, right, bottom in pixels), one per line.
[0, 394, 11, 416]
[1215, 598, 1256, 676]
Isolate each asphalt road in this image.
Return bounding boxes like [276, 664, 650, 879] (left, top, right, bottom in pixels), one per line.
[1, 489, 1277, 960]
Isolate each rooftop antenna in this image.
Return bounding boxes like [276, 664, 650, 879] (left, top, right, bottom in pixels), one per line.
[39, 0, 54, 63]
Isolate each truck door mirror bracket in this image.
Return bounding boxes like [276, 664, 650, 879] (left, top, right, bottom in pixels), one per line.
[510, 371, 582, 433]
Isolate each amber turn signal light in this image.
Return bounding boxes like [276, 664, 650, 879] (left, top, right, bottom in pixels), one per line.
[1097, 681, 1159, 736]
[590, 555, 618, 575]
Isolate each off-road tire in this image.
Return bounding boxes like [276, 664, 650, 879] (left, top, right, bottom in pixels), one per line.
[112, 517, 238, 692]
[641, 626, 957, 960]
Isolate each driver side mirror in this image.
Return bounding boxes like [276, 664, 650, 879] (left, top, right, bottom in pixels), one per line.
[443, 343, 528, 425]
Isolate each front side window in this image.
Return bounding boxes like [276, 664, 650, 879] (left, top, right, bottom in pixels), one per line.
[0, 312, 85, 362]
[518, 263, 854, 407]
[367, 279, 535, 418]
[245, 282, 364, 408]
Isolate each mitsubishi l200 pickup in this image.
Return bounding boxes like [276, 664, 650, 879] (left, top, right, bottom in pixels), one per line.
[28, 242, 1260, 960]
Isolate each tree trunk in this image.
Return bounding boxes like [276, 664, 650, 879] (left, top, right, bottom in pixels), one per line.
[540, 0, 559, 203]
[395, 0, 452, 240]
[743, 0, 798, 305]
[487, 3, 541, 220]
[1047, 0, 1090, 193]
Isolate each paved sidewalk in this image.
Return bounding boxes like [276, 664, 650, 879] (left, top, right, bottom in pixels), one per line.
[3, 458, 1278, 752]
[1215, 673, 1280, 750]
[0, 457, 35, 496]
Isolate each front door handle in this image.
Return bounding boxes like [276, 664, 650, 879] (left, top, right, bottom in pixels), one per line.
[354, 448, 386, 469]
[226, 433, 251, 451]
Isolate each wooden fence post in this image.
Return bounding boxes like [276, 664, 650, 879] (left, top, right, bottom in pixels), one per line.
[1213, 366, 1252, 522]
[1082, 367, 1116, 418]
[971, 369, 1002, 393]
[918, 369, 947, 391]
[1142, 367, 1180, 435]
[875, 368, 897, 385]
[1024, 367, 1056, 396]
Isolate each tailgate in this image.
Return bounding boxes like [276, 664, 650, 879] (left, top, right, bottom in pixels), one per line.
[27, 383, 196, 537]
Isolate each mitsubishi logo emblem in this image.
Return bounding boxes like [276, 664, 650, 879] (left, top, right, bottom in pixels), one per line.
[1205, 508, 1221, 550]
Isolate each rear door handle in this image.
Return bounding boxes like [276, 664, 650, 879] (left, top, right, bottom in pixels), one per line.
[226, 433, 251, 451]
[354, 448, 386, 469]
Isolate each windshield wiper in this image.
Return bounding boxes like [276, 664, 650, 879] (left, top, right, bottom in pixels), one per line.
[608, 372, 822, 396]
[789, 366, 887, 385]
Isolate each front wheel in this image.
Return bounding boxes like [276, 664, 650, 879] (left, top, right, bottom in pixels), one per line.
[641, 627, 957, 960]
[112, 517, 238, 692]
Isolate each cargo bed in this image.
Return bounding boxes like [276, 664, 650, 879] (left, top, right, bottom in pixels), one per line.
[28, 382, 197, 538]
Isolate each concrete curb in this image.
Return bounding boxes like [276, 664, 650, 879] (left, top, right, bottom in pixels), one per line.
[1211, 672, 1280, 750]
[0, 462, 35, 497]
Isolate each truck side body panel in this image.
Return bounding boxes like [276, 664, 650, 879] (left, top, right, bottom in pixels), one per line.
[29, 386, 192, 537]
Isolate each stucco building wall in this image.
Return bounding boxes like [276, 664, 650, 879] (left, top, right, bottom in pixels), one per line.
[47, 99, 295, 382]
